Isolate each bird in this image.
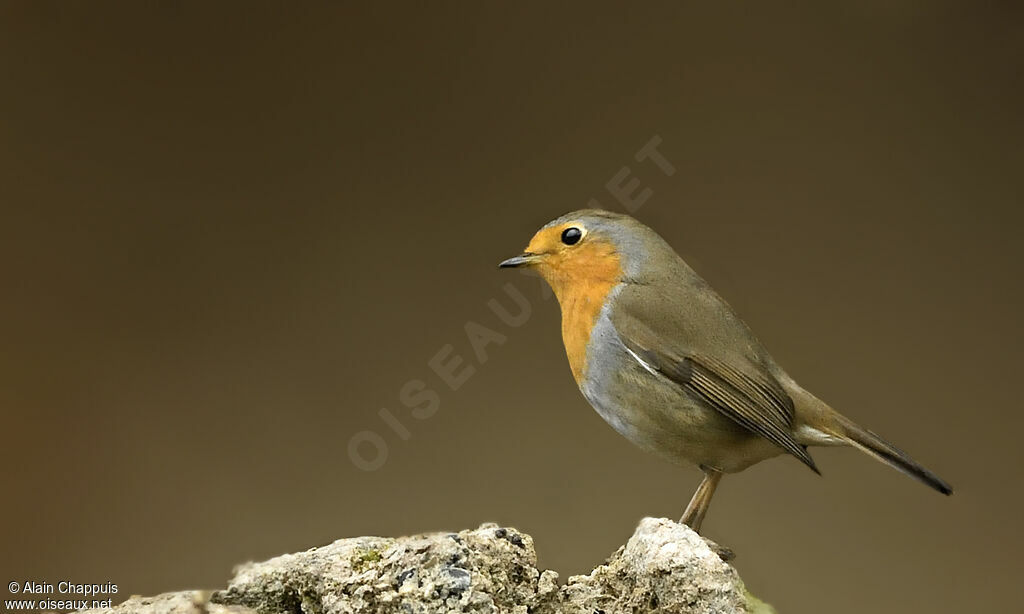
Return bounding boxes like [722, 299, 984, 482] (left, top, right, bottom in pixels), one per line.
[499, 209, 951, 533]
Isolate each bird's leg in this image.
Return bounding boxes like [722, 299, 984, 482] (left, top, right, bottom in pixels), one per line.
[689, 468, 722, 531]
[679, 467, 723, 533]
[679, 478, 706, 528]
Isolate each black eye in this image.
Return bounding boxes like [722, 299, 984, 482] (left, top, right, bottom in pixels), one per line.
[561, 227, 583, 245]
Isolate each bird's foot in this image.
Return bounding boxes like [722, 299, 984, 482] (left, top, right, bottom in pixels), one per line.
[700, 535, 735, 562]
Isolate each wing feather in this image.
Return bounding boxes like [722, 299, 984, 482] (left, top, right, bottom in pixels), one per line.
[617, 314, 818, 473]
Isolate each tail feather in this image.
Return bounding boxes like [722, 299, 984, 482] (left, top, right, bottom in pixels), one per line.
[830, 413, 953, 495]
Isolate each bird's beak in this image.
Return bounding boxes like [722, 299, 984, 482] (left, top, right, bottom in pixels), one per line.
[498, 252, 542, 268]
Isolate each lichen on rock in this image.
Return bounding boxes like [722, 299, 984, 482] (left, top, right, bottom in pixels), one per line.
[212, 523, 544, 614]
[79, 518, 773, 614]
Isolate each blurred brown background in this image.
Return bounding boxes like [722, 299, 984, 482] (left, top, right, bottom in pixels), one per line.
[1, 2, 1021, 612]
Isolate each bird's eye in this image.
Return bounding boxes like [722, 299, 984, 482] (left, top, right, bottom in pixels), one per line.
[561, 227, 583, 245]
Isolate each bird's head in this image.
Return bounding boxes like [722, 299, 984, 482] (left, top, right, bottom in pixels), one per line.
[499, 209, 637, 304]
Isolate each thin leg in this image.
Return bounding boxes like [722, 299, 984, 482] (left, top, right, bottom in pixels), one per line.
[689, 469, 722, 532]
[679, 467, 723, 533]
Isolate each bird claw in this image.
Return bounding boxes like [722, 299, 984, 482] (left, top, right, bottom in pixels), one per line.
[701, 536, 736, 562]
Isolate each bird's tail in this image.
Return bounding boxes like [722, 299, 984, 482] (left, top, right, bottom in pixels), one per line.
[825, 411, 953, 495]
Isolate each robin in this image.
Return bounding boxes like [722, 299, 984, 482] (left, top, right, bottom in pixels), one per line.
[500, 209, 951, 533]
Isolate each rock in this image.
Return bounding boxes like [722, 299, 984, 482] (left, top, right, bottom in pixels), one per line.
[212, 523, 544, 614]
[554, 518, 773, 614]
[78, 519, 773, 614]
[76, 591, 255, 614]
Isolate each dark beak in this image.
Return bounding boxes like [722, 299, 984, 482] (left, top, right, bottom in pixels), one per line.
[498, 252, 541, 268]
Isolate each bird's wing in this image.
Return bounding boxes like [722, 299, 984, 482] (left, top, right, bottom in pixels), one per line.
[612, 297, 819, 472]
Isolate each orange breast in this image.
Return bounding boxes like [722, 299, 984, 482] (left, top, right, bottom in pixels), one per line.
[560, 285, 617, 383]
[543, 244, 622, 384]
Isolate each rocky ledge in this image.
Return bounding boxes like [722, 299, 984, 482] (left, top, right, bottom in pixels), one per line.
[83, 518, 774, 614]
